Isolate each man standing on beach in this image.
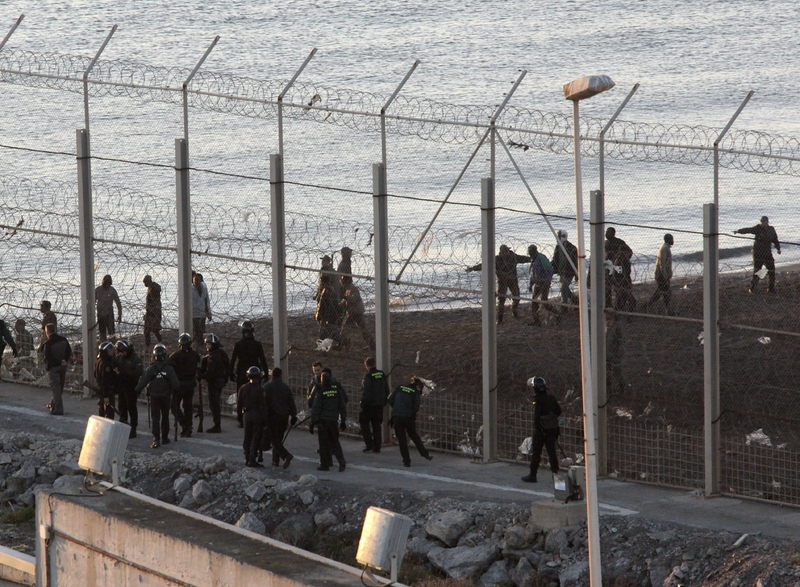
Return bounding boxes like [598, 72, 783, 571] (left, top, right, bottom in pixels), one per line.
[552, 230, 578, 306]
[605, 227, 635, 311]
[527, 244, 555, 326]
[42, 323, 71, 415]
[466, 245, 530, 324]
[647, 233, 675, 315]
[734, 216, 781, 294]
[191, 272, 212, 346]
[38, 300, 56, 351]
[142, 275, 163, 347]
[95, 274, 122, 342]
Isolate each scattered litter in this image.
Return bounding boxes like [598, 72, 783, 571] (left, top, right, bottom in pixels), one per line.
[771, 479, 782, 490]
[609, 470, 619, 479]
[697, 331, 705, 345]
[756, 267, 767, 279]
[517, 436, 532, 456]
[615, 408, 633, 420]
[457, 429, 481, 457]
[226, 393, 237, 406]
[415, 377, 437, 396]
[745, 428, 772, 447]
[731, 533, 749, 548]
[682, 284, 689, 289]
[415, 350, 420, 364]
[777, 443, 787, 449]
[315, 338, 335, 352]
[757, 336, 771, 345]
[641, 401, 655, 417]
[639, 472, 648, 480]
[689, 488, 704, 497]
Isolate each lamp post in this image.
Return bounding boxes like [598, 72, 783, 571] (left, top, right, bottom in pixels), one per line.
[563, 74, 615, 587]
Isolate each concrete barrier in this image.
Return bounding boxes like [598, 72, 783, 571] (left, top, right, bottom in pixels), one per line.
[35, 482, 398, 586]
[0, 545, 35, 585]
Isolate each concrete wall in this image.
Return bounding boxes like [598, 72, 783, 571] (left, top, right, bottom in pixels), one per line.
[35, 483, 394, 586]
[0, 545, 35, 585]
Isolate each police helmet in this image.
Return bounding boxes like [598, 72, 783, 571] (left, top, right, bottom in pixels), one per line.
[99, 341, 114, 355]
[204, 333, 220, 348]
[177, 332, 192, 347]
[114, 339, 130, 353]
[246, 365, 263, 381]
[152, 343, 168, 360]
[526, 376, 547, 391]
[239, 320, 254, 336]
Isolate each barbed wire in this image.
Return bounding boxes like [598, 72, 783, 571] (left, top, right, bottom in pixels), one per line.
[3, 48, 800, 174]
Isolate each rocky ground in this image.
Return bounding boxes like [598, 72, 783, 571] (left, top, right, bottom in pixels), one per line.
[1, 429, 799, 586]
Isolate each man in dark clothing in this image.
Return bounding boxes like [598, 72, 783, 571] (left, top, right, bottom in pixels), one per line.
[229, 320, 269, 427]
[95, 274, 122, 341]
[237, 366, 267, 467]
[38, 301, 56, 351]
[310, 369, 347, 472]
[359, 357, 389, 453]
[115, 339, 143, 438]
[647, 233, 675, 315]
[142, 275, 163, 346]
[389, 376, 433, 467]
[734, 216, 781, 293]
[552, 230, 579, 305]
[264, 367, 297, 468]
[199, 333, 229, 433]
[339, 278, 374, 349]
[314, 255, 340, 339]
[466, 244, 530, 324]
[521, 376, 562, 483]
[169, 333, 200, 437]
[42, 323, 71, 415]
[135, 343, 179, 448]
[94, 342, 117, 416]
[605, 227, 635, 311]
[306, 361, 323, 408]
[0, 319, 18, 358]
[528, 244, 556, 326]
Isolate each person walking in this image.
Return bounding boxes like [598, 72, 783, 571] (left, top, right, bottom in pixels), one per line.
[339, 278, 374, 349]
[135, 343, 179, 449]
[521, 376, 562, 483]
[114, 340, 143, 438]
[199, 333, 229, 433]
[527, 244, 555, 325]
[647, 233, 675, 315]
[237, 366, 267, 467]
[229, 320, 268, 427]
[313, 255, 340, 339]
[191, 272, 212, 347]
[310, 368, 347, 472]
[142, 275, 163, 346]
[264, 367, 297, 468]
[388, 376, 433, 467]
[38, 300, 57, 351]
[95, 274, 122, 342]
[466, 244, 530, 324]
[359, 357, 389, 453]
[551, 230, 578, 305]
[734, 216, 781, 294]
[169, 333, 201, 437]
[94, 341, 117, 416]
[605, 227, 635, 311]
[42, 323, 71, 415]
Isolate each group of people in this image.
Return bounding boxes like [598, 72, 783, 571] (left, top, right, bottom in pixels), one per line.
[313, 247, 374, 349]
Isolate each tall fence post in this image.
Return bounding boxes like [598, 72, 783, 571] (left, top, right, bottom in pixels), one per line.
[271, 154, 289, 373]
[372, 163, 392, 443]
[175, 139, 192, 335]
[703, 202, 720, 495]
[76, 129, 96, 386]
[481, 177, 497, 462]
[590, 189, 607, 476]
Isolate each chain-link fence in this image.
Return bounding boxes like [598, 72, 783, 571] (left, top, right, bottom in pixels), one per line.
[3, 45, 800, 506]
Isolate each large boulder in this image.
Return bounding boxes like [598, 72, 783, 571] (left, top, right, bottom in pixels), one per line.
[173, 474, 193, 497]
[192, 480, 213, 505]
[479, 560, 510, 586]
[313, 509, 338, 530]
[427, 541, 500, 580]
[273, 513, 315, 548]
[245, 482, 267, 502]
[236, 512, 265, 534]
[425, 510, 474, 547]
[510, 557, 535, 587]
[559, 560, 589, 586]
[202, 456, 227, 475]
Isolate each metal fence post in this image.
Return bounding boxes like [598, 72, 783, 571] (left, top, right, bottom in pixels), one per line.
[175, 139, 192, 335]
[481, 177, 497, 462]
[76, 129, 96, 386]
[373, 163, 392, 442]
[590, 189, 607, 476]
[703, 202, 720, 496]
[271, 154, 289, 373]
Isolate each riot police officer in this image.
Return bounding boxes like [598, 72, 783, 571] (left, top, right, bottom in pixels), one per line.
[169, 333, 201, 437]
[136, 344, 179, 449]
[229, 320, 268, 427]
[199, 333, 230, 433]
[521, 376, 562, 483]
[114, 340, 143, 438]
[237, 366, 268, 467]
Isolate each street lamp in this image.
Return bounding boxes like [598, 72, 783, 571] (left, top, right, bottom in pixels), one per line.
[563, 74, 615, 587]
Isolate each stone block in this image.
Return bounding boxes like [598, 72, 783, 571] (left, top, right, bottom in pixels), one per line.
[530, 499, 586, 531]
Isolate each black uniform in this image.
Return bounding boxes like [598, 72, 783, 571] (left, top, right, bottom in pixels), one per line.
[264, 375, 297, 466]
[310, 378, 347, 471]
[135, 359, 179, 445]
[605, 234, 635, 311]
[388, 383, 431, 466]
[359, 368, 389, 452]
[200, 347, 230, 432]
[229, 337, 268, 424]
[169, 348, 201, 436]
[94, 353, 117, 415]
[116, 350, 143, 433]
[528, 388, 562, 480]
[237, 381, 267, 465]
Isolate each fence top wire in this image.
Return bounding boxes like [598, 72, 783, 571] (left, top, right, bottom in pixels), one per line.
[3, 48, 800, 175]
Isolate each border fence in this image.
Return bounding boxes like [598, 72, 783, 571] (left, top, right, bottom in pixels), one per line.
[3, 20, 800, 510]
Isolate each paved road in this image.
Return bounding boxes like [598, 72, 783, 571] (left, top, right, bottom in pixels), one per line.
[1, 380, 798, 540]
